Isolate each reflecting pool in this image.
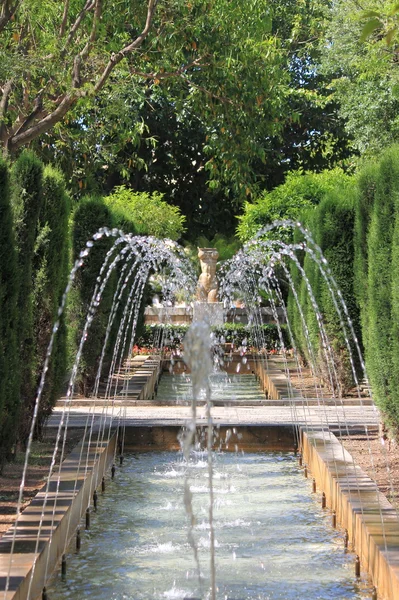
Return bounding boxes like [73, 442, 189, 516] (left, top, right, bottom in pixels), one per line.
[47, 451, 372, 599]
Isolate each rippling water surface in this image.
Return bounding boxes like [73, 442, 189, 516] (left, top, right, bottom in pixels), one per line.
[47, 451, 371, 599]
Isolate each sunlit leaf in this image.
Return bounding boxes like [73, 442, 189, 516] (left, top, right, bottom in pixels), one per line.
[385, 27, 397, 45]
[389, 3, 399, 16]
[360, 18, 382, 42]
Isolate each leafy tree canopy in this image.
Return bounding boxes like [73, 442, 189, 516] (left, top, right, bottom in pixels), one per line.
[0, 0, 291, 196]
[104, 185, 186, 240]
[321, 0, 399, 156]
[1, 0, 355, 205]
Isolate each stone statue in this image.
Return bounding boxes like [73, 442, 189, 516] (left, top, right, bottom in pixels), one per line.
[197, 248, 219, 303]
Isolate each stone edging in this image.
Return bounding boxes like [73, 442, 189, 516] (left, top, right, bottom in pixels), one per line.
[302, 429, 399, 600]
[0, 434, 116, 600]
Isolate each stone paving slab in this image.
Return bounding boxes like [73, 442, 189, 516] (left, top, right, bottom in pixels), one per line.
[48, 403, 379, 430]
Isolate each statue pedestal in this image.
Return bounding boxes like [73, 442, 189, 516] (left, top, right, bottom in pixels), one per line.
[193, 302, 224, 326]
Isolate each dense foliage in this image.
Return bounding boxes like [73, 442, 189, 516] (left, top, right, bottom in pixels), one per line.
[0, 0, 356, 243]
[237, 169, 353, 243]
[321, 0, 399, 156]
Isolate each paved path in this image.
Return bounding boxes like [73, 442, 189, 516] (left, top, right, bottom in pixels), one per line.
[49, 355, 380, 432]
[48, 402, 379, 431]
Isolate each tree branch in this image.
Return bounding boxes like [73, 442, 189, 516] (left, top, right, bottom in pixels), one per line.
[0, 80, 12, 121]
[8, 93, 77, 151]
[94, 0, 158, 94]
[6, 0, 158, 151]
[75, 0, 102, 84]
[12, 89, 45, 136]
[62, 0, 95, 56]
[0, 80, 12, 142]
[59, 0, 70, 37]
[0, 0, 21, 34]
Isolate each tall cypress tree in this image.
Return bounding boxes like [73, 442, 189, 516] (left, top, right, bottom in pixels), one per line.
[32, 166, 70, 435]
[390, 206, 399, 426]
[366, 145, 399, 422]
[11, 151, 43, 444]
[0, 158, 19, 468]
[69, 196, 115, 395]
[288, 186, 361, 393]
[316, 189, 361, 393]
[353, 163, 379, 354]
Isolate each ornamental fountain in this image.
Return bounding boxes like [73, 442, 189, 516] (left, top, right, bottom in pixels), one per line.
[0, 223, 397, 600]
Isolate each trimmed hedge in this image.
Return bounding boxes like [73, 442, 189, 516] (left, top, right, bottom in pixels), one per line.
[365, 146, 399, 423]
[32, 166, 70, 434]
[0, 158, 19, 467]
[136, 323, 289, 351]
[69, 196, 116, 395]
[11, 151, 44, 443]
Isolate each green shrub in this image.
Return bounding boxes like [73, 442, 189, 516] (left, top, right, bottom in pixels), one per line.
[0, 158, 19, 467]
[237, 169, 353, 242]
[104, 186, 186, 240]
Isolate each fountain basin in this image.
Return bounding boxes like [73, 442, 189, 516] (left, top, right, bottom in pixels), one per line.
[0, 426, 399, 599]
[46, 449, 372, 600]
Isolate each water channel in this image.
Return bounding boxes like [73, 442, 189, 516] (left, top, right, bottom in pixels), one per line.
[155, 372, 265, 406]
[46, 450, 372, 600]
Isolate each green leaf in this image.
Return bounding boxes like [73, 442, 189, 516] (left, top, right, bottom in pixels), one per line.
[360, 18, 382, 42]
[361, 10, 381, 19]
[386, 27, 397, 45]
[389, 3, 399, 16]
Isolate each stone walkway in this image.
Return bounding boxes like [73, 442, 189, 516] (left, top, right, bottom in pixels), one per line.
[49, 354, 380, 433]
[48, 403, 379, 430]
